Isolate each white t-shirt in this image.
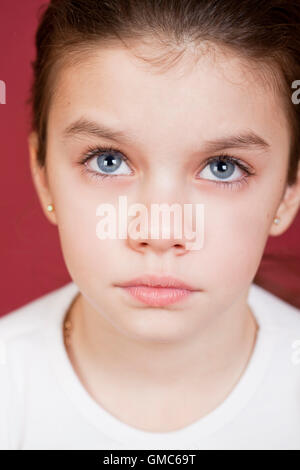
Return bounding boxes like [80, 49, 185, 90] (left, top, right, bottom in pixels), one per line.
[0, 281, 299, 450]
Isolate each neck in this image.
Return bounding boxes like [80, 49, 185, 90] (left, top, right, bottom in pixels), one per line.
[64, 289, 258, 389]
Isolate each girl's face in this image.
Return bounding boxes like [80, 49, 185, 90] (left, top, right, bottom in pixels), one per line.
[30, 43, 299, 341]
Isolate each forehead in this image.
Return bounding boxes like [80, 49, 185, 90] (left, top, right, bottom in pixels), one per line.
[48, 44, 290, 152]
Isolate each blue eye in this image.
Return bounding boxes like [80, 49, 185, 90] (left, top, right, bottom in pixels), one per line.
[200, 157, 241, 182]
[81, 145, 132, 178]
[96, 152, 122, 173]
[78, 146, 254, 189]
[209, 159, 235, 179]
[199, 155, 253, 188]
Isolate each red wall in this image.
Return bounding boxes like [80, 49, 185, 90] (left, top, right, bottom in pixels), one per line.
[0, 0, 299, 316]
[0, 0, 71, 317]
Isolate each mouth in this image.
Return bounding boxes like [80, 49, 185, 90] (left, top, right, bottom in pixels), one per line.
[115, 274, 199, 307]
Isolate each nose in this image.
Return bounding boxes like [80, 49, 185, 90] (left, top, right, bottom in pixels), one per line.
[126, 203, 191, 256]
[129, 232, 187, 255]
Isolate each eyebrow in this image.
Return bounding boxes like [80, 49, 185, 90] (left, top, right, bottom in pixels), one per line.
[202, 130, 271, 153]
[62, 117, 136, 145]
[204, 130, 271, 152]
[62, 117, 271, 153]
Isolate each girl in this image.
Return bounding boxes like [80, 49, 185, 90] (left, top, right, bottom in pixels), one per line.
[1, 0, 300, 450]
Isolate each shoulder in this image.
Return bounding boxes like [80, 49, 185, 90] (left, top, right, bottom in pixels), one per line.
[248, 283, 300, 385]
[248, 282, 300, 332]
[0, 281, 79, 449]
[0, 282, 79, 343]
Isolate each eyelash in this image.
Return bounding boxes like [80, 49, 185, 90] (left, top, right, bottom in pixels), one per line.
[78, 144, 130, 181]
[77, 144, 255, 190]
[199, 154, 255, 190]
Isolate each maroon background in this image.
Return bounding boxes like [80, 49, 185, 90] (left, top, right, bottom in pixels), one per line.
[0, 0, 299, 317]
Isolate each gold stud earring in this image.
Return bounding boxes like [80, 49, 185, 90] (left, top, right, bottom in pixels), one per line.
[47, 204, 54, 212]
[273, 216, 280, 225]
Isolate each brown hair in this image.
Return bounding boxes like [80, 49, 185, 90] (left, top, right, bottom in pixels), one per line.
[28, 0, 300, 186]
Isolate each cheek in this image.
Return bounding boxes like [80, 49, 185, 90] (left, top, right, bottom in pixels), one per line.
[56, 202, 121, 287]
[200, 155, 287, 289]
[48, 163, 119, 284]
[201, 191, 273, 289]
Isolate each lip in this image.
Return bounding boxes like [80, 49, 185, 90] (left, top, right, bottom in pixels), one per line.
[115, 274, 199, 307]
[116, 274, 196, 290]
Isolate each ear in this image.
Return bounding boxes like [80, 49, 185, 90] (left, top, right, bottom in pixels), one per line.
[28, 131, 57, 225]
[269, 161, 300, 236]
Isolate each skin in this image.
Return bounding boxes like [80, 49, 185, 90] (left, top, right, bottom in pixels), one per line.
[28, 42, 300, 432]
